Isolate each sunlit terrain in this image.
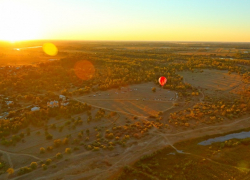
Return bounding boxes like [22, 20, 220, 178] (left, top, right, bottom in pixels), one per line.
[0, 41, 250, 180]
[1, 0, 250, 179]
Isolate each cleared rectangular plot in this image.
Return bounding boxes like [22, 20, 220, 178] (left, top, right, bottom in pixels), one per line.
[178, 69, 242, 91]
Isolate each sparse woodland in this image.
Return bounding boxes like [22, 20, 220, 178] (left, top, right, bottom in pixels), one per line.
[0, 42, 250, 177]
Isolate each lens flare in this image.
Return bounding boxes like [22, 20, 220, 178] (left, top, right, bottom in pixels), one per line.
[43, 43, 58, 56]
[74, 60, 95, 80]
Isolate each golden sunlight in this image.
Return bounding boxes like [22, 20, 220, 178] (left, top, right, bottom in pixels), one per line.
[0, 1, 43, 42]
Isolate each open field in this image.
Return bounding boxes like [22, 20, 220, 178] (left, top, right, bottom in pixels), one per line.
[179, 69, 242, 92]
[178, 69, 243, 100]
[75, 82, 176, 117]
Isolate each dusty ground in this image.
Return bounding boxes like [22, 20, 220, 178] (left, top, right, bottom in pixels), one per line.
[178, 69, 243, 100]
[75, 82, 176, 117]
[1, 80, 250, 180]
[178, 69, 242, 91]
[0, 82, 179, 180]
[5, 115, 250, 180]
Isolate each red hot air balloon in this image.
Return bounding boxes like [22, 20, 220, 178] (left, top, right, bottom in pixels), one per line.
[159, 76, 167, 87]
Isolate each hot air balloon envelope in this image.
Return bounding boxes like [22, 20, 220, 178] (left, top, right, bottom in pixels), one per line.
[159, 76, 167, 86]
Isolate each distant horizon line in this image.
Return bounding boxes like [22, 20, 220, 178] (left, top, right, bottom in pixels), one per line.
[1, 39, 250, 43]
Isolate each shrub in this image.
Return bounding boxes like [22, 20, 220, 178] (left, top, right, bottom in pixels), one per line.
[87, 145, 92, 150]
[108, 145, 114, 150]
[65, 148, 72, 154]
[47, 146, 53, 151]
[96, 133, 101, 138]
[7, 168, 14, 175]
[78, 133, 83, 139]
[18, 166, 32, 175]
[42, 164, 47, 170]
[40, 147, 45, 154]
[93, 147, 100, 151]
[72, 138, 80, 144]
[53, 139, 62, 147]
[56, 153, 63, 159]
[45, 159, 52, 165]
[46, 133, 53, 140]
[30, 162, 38, 169]
[105, 133, 114, 139]
[62, 137, 69, 144]
[124, 135, 130, 140]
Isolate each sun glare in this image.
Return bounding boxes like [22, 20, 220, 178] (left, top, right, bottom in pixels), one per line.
[0, 1, 43, 42]
[43, 43, 58, 56]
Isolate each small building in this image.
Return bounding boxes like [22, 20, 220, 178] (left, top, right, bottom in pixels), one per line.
[47, 100, 59, 108]
[59, 95, 66, 101]
[5, 101, 13, 106]
[31, 107, 40, 111]
[61, 102, 69, 106]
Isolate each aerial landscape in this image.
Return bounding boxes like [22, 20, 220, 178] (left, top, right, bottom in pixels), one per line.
[1, 0, 250, 180]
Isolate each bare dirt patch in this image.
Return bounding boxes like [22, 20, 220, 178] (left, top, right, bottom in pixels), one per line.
[178, 69, 243, 99]
[75, 82, 176, 116]
[179, 69, 242, 91]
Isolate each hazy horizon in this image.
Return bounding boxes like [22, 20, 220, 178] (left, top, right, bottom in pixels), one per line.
[1, 40, 250, 44]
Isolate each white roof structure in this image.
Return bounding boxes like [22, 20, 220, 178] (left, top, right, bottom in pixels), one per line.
[59, 95, 66, 99]
[61, 102, 69, 106]
[31, 107, 40, 111]
[47, 100, 59, 107]
[5, 101, 13, 106]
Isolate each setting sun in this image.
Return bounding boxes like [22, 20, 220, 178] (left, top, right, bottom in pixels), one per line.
[0, 1, 43, 42]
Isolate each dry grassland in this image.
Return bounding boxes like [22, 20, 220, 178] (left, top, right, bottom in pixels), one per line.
[178, 69, 242, 92]
[76, 82, 176, 117]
